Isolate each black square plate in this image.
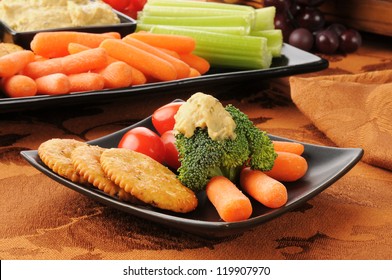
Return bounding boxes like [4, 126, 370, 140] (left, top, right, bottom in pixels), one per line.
[21, 102, 363, 238]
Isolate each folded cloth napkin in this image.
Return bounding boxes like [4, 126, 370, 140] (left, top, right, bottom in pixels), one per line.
[290, 69, 392, 171]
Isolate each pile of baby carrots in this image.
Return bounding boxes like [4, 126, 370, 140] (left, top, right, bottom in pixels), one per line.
[206, 140, 308, 222]
[0, 31, 210, 98]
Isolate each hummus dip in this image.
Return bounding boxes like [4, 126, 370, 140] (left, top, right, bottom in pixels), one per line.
[0, 0, 120, 32]
[174, 92, 237, 141]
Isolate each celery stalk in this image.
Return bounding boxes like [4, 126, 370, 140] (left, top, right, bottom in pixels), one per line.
[136, 23, 248, 35]
[150, 26, 272, 69]
[142, 4, 254, 18]
[138, 14, 252, 33]
[252, 6, 276, 31]
[147, 0, 255, 13]
[150, 26, 263, 53]
[135, 1, 282, 68]
[250, 30, 283, 57]
[192, 52, 271, 70]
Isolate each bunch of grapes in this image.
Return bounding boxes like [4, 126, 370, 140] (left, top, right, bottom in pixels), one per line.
[264, 0, 362, 54]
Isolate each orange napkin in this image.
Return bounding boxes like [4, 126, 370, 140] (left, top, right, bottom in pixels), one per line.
[290, 69, 392, 171]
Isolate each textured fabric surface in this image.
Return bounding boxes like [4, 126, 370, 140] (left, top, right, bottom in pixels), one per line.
[290, 69, 392, 170]
[1, 34, 392, 260]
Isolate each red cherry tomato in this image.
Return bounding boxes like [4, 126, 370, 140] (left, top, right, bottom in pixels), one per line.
[102, 0, 131, 12]
[118, 127, 165, 163]
[152, 102, 184, 136]
[161, 130, 180, 170]
[123, 0, 147, 19]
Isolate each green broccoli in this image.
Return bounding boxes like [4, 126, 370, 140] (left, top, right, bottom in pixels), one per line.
[175, 104, 277, 193]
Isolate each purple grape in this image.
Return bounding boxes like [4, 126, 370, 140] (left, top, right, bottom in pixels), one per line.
[289, 28, 314, 51]
[264, 0, 292, 12]
[339, 29, 362, 53]
[315, 29, 339, 54]
[327, 23, 347, 37]
[296, 0, 326, 6]
[274, 13, 294, 42]
[289, 2, 305, 17]
[296, 7, 325, 31]
[266, 0, 362, 55]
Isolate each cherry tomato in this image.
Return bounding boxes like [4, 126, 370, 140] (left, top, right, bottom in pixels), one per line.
[161, 130, 180, 170]
[123, 0, 147, 19]
[102, 0, 131, 12]
[118, 127, 165, 163]
[152, 102, 184, 136]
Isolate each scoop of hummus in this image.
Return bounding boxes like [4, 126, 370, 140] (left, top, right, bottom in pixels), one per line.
[0, 0, 120, 32]
[174, 92, 237, 141]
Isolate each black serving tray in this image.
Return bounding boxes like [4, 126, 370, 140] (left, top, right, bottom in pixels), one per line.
[1, 43, 328, 113]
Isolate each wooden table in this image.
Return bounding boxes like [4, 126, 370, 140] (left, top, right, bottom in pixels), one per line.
[1, 32, 391, 260]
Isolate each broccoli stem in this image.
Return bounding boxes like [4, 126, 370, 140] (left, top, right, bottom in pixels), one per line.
[208, 165, 243, 183]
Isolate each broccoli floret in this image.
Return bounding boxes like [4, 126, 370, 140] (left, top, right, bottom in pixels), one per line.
[225, 104, 276, 171]
[175, 104, 277, 193]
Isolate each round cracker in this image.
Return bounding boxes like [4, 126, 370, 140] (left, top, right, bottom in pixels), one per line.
[38, 138, 87, 183]
[71, 145, 141, 203]
[100, 148, 198, 213]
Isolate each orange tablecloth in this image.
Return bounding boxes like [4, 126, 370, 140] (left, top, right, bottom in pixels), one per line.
[1, 33, 391, 260]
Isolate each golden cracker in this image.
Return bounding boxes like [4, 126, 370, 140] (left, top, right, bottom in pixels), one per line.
[100, 148, 198, 213]
[71, 145, 141, 203]
[38, 138, 87, 183]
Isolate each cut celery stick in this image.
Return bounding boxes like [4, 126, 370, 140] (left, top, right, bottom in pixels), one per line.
[192, 51, 272, 70]
[136, 23, 249, 35]
[147, 0, 255, 12]
[150, 26, 263, 53]
[195, 44, 272, 62]
[252, 6, 276, 31]
[138, 14, 252, 33]
[136, 1, 280, 68]
[250, 29, 283, 57]
[142, 4, 254, 18]
[149, 26, 272, 69]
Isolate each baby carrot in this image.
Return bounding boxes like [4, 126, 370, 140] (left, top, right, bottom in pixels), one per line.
[67, 43, 146, 85]
[22, 48, 108, 78]
[157, 48, 181, 59]
[263, 151, 308, 182]
[179, 53, 210, 75]
[61, 48, 108, 75]
[98, 61, 133, 88]
[272, 140, 305, 155]
[206, 176, 253, 222]
[67, 43, 118, 64]
[188, 67, 201, 78]
[240, 167, 288, 209]
[0, 50, 35, 78]
[123, 36, 191, 79]
[35, 73, 71, 95]
[67, 42, 90, 54]
[127, 32, 196, 54]
[30, 31, 119, 58]
[33, 55, 47, 62]
[100, 38, 177, 82]
[103, 32, 121, 39]
[129, 66, 147, 85]
[68, 72, 105, 92]
[22, 58, 63, 79]
[2, 75, 37, 98]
